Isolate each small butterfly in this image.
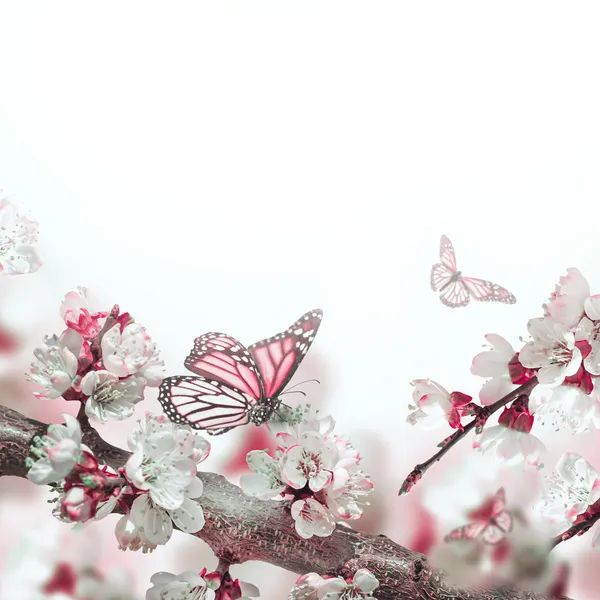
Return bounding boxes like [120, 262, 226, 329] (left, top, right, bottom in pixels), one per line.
[158, 309, 323, 435]
[444, 488, 513, 545]
[431, 235, 516, 308]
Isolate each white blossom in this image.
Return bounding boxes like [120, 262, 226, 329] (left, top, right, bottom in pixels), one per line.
[27, 414, 82, 485]
[543, 268, 590, 330]
[471, 334, 519, 405]
[519, 317, 581, 386]
[240, 451, 286, 500]
[0, 192, 42, 275]
[290, 498, 335, 539]
[114, 513, 157, 554]
[288, 569, 379, 600]
[474, 425, 545, 470]
[101, 322, 158, 378]
[60, 287, 107, 339]
[540, 453, 600, 528]
[28, 330, 82, 399]
[145, 571, 215, 600]
[407, 379, 473, 429]
[81, 369, 145, 423]
[125, 413, 210, 510]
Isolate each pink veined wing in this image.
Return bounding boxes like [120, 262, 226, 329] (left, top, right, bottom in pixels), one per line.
[439, 278, 470, 308]
[158, 375, 253, 435]
[184, 333, 263, 400]
[440, 234, 458, 271]
[444, 522, 487, 543]
[430, 263, 455, 292]
[248, 309, 323, 399]
[461, 277, 517, 304]
[480, 511, 513, 545]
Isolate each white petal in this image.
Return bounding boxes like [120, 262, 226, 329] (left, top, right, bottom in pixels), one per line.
[169, 497, 205, 534]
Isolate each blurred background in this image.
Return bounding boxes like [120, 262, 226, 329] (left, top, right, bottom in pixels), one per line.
[0, 2, 599, 598]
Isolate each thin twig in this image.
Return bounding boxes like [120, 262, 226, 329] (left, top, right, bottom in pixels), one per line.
[551, 511, 600, 549]
[399, 377, 539, 495]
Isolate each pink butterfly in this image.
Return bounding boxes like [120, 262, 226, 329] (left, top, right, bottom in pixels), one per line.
[444, 488, 513, 545]
[158, 309, 323, 435]
[431, 235, 516, 308]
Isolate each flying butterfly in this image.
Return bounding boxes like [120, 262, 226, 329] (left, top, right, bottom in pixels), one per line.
[444, 488, 513, 545]
[431, 235, 516, 308]
[158, 309, 323, 435]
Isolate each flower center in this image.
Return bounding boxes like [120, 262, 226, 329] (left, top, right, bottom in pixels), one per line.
[298, 450, 323, 479]
[93, 380, 124, 405]
[545, 471, 591, 508]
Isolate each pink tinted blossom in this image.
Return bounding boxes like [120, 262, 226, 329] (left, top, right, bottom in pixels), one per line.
[60, 287, 108, 339]
[543, 268, 590, 330]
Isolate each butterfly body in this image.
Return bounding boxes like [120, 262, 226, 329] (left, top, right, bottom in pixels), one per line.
[158, 309, 323, 435]
[431, 235, 516, 308]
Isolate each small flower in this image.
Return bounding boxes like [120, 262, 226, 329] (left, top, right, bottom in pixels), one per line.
[0, 192, 42, 275]
[474, 401, 545, 469]
[240, 450, 286, 500]
[471, 335, 535, 405]
[101, 322, 158, 377]
[115, 514, 157, 553]
[129, 477, 206, 546]
[81, 369, 145, 423]
[28, 330, 83, 399]
[60, 287, 108, 339]
[125, 414, 207, 510]
[407, 379, 474, 429]
[146, 571, 216, 600]
[519, 317, 581, 386]
[27, 414, 82, 485]
[530, 383, 600, 434]
[577, 295, 600, 375]
[282, 432, 338, 492]
[288, 569, 378, 600]
[291, 498, 336, 539]
[543, 268, 590, 330]
[540, 453, 600, 527]
[326, 467, 373, 520]
[59, 487, 95, 522]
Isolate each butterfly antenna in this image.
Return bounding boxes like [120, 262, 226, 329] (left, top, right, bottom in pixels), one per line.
[284, 378, 321, 392]
[279, 389, 307, 397]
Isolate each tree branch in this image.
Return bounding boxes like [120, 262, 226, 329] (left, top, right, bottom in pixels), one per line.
[0, 403, 569, 600]
[400, 377, 539, 495]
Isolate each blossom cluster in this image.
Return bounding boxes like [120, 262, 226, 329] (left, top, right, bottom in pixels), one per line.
[146, 569, 259, 600]
[0, 191, 42, 275]
[287, 569, 379, 600]
[26, 411, 211, 551]
[539, 452, 600, 545]
[28, 287, 165, 422]
[407, 269, 600, 470]
[240, 413, 373, 539]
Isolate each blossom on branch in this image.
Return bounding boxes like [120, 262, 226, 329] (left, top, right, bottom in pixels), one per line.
[81, 369, 145, 423]
[146, 570, 216, 600]
[240, 413, 373, 539]
[407, 379, 474, 429]
[60, 286, 108, 339]
[26, 414, 82, 485]
[471, 334, 535, 405]
[473, 398, 545, 469]
[288, 569, 379, 599]
[540, 453, 600, 529]
[28, 330, 83, 399]
[0, 191, 42, 275]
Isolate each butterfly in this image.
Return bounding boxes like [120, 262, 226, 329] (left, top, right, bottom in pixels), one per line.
[158, 309, 323, 435]
[431, 235, 516, 308]
[444, 488, 513, 545]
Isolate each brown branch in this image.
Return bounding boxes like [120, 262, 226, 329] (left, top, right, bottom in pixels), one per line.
[552, 510, 600, 549]
[0, 403, 570, 600]
[399, 377, 539, 495]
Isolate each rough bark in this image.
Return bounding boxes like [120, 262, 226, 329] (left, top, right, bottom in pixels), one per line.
[0, 404, 572, 600]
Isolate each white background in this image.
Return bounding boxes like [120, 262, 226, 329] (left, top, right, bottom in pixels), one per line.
[0, 2, 599, 598]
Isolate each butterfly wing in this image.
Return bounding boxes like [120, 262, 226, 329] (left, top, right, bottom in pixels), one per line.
[439, 278, 470, 308]
[440, 234, 458, 271]
[444, 522, 486, 543]
[248, 309, 323, 399]
[461, 277, 516, 304]
[184, 333, 263, 399]
[430, 263, 455, 292]
[158, 375, 254, 435]
[480, 513, 513, 545]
